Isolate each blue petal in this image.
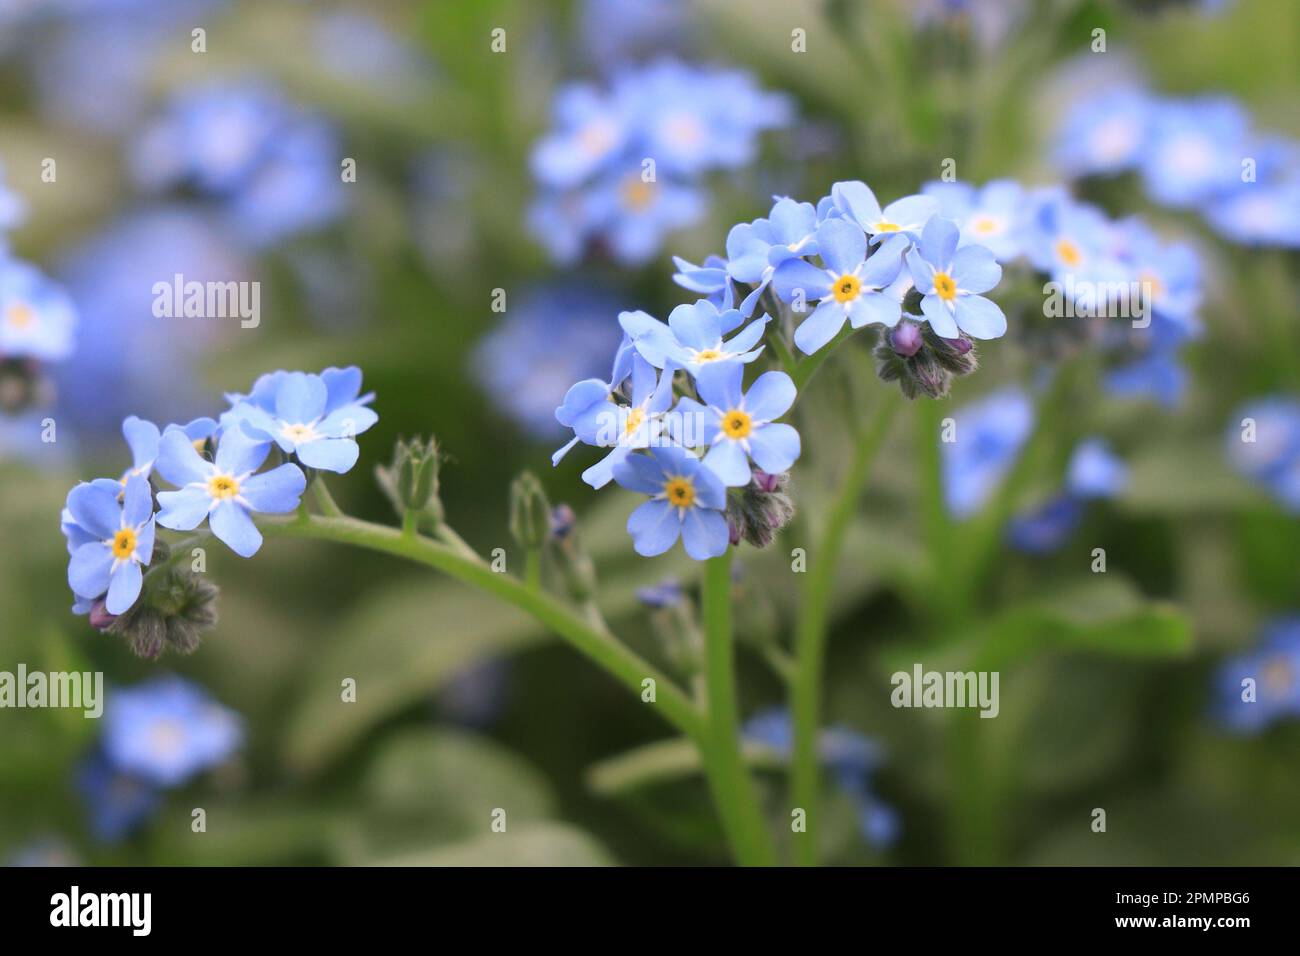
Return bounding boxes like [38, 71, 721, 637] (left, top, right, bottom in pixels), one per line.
[67, 482, 121, 539]
[318, 404, 378, 438]
[612, 453, 665, 494]
[848, 291, 903, 329]
[816, 218, 867, 276]
[156, 486, 213, 531]
[744, 371, 797, 421]
[793, 299, 847, 355]
[320, 365, 364, 412]
[905, 247, 935, 292]
[68, 542, 113, 598]
[695, 361, 744, 410]
[919, 295, 960, 339]
[724, 314, 769, 354]
[680, 508, 729, 560]
[134, 519, 155, 563]
[155, 428, 213, 487]
[274, 371, 328, 424]
[919, 216, 960, 269]
[210, 500, 262, 557]
[859, 234, 910, 287]
[239, 464, 307, 513]
[122, 416, 160, 472]
[668, 397, 717, 447]
[296, 437, 360, 473]
[582, 445, 631, 489]
[667, 301, 721, 351]
[121, 474, 154, 527]
[555, 379, 609, 427]
[105, 561, 143, 615]
[704, 440, 752, 487]
[830, 180, 883, 229]
[952, 295, 1007, 340]
[949, 245, 1002, 294]
[772, 258, 832, 304]
[748, 423, 802, 474]
[214, 428, 272, 476]
[627, 499, 681, 556]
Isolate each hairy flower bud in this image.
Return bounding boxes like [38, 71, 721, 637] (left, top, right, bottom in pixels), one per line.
[875, 320, 979, 399]
[726, 472, 796, 548]
[107, 567, 219, 659]
[509, 471, 552, 551]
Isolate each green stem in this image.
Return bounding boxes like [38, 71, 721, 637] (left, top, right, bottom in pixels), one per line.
[524, 548, 541, 591]
[311, 477, 344, 518]
[258, 514, 705, 743]
[401, 508, 419, 538]
[700, 551, 778, 866]
[789, 395, 899, 866]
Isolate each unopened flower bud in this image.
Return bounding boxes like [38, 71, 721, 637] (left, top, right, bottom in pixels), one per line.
[546, 504, 596, 602]
[377, 436, 445, 526]
[726, 472, 795, 549]
[509, 471, 552, 551]
[752, 470, 781, 494]
[890, 321, 923, 357]
[88, 601, 117, 631]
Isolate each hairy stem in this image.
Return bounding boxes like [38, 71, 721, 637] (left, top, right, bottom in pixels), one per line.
[789, 395, 899, 866]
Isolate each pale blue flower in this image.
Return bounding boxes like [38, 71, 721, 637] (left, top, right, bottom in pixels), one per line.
[65, 475, 156, 615]
[671, 253, 734, 310]
[723, 197, 821, 315]
[612, 445, 729, 560]
[771, 221, 910, 354]
[619, 299, 767, 375]
[120, 415, 217, 482]
[223, 367, 377, 474]
[1054, 87, 1153, 177]
[829, 180, 939, 242]
[1139, 98, 1252, 208]
[530, 82, 631, 190]
[1215, 618, 1300, 734]
[75, 751, 161, 844]
[1067, 438, 1128, 499]
[906, 216, 1007, 340]
[921, 178, 1027, 262]
[673, 362, 800, 487]
[155, 428, 306, 558]
[1226, 397, 1300, 512]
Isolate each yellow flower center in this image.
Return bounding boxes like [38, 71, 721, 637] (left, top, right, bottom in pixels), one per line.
[664, 476, 695, 509]
[721, 408, 752, 440]
[933, 271, 958, 301]
[1139, 270, 1164, 301]
[694, 348, 724, 363]
[623, 407, 645, 436]
[621, 178, 656, 211]
[111, 528, 137, 560]
[208, 474, 240, 500]
[5, 301, 34, 329]
[1055, 238, 1082, 268]
[874, 221, 900, 233]
[832, 274, 862, 303]
[972, 215, 1000, 235]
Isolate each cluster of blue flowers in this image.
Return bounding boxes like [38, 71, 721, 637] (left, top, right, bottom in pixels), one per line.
[76, 676, 242, 842]
[553, 180, 1013, 559]
[528, 58, 793, 266]
[61, 367, 376, 626]
[131, 79, 347, 248]
[1057, 85, 1300, 248]
[1215, 617, 1300, 734]
[1226, 397, 1300, 513]
[923, 179, 1203, 406]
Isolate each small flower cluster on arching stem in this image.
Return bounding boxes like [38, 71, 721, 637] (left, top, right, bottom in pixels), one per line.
[552, 179, 1012, 557]
[60, 366, 377, 657]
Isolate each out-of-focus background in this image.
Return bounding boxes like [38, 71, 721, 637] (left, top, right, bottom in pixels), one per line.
[2, 0, 1298, 866]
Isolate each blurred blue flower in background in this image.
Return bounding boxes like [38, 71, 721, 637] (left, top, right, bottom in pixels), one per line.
[75, 751, 162, 844]
[1053, 86, 1153, 177]
[101, 676, 242, 788]
[943, 387, 1034, 519]
[744, 708, 898, 849]
[921, 179, 1027, 263]
[473, 284, 624, 438]
[528, 58, 792, 266]
[0, 259, 78, 362]
[1215, 617, 1300, 733]
[1007, 438, 1127, 554]
[312, 9, 436, 96]
[1140, 98, 1251, 208]
[1226, 397, 1300, 512]
[131, 80, 347, 248]
[54, 206, 251, 441]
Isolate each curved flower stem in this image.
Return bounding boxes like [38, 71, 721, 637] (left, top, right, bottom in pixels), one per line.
[258, 513, 706, 743]
[789, 394, 899, 867]
[310, 477, 344, 518]
[700, 550, 779, 866]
